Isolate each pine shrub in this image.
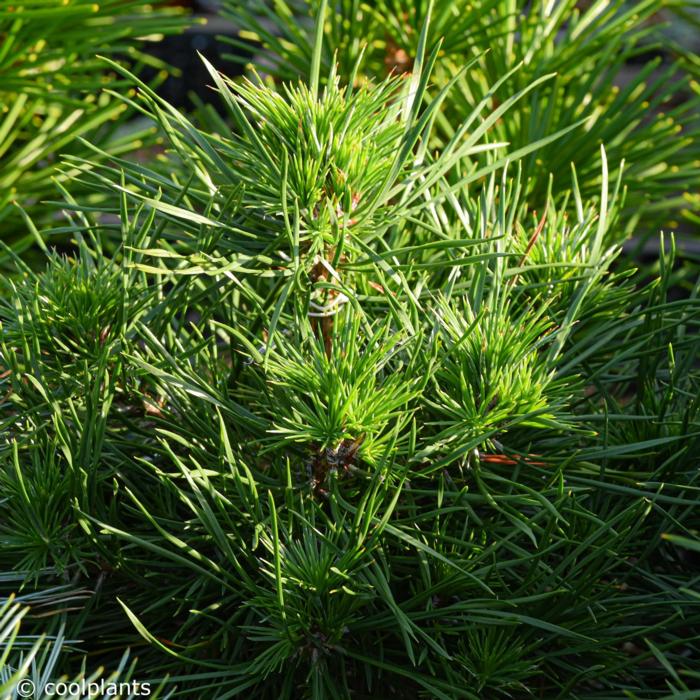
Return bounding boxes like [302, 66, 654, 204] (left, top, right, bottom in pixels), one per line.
[1, 2, 699, 699]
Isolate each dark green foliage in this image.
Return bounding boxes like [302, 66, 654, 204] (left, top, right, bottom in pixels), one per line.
[0, 1, 187, 267]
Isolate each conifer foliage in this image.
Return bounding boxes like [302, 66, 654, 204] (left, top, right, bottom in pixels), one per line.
[1, 1, 700, 698]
